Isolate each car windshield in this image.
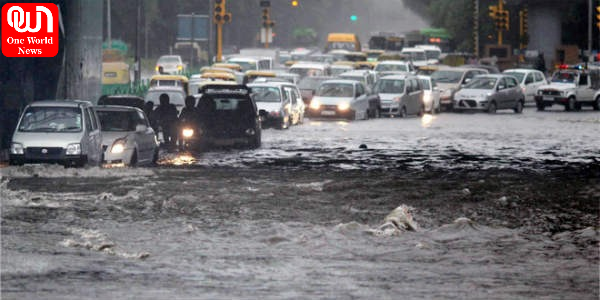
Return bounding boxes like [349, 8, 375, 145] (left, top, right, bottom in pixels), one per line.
[340, 75, 364, 84]
[158, 56, 180, 64]
[227, 60, 256, 72]
[464, 77, 497, 89]
[374, 79, 405, 93]
[298, 77, 329, 90]
[419, 79, 431, 90]
[551, 71, 576, 83]
[504, 72, 525, 82]
[316, 83, 354, 97]
[289, 67, 325, 78]
[424, 50, 441, 60]
[375, 63, 408, 72]
[96, 110, 140, 132]
[251, 87, 282, 103]
[431, 70, 463, 83]
[144, 91, 186, 106]
[404, 51, 427, 61]
[18, 106, 82, 132]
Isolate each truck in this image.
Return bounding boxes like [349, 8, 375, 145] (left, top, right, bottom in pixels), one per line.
[534, 65, 600, 111]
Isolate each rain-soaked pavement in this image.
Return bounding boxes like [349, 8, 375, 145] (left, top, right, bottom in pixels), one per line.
[1, 108, 599, 299]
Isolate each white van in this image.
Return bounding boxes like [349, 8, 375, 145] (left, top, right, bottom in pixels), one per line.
[401, 47, 428, 67]
[226, 56, 272, 72]
[9, 100, 103, 167]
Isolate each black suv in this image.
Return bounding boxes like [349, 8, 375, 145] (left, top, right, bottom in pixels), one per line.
[182, 85, 261, 150]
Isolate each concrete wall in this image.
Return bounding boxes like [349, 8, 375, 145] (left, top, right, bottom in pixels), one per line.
[57, 0, 103, 103]
[527, 4, 562, 70]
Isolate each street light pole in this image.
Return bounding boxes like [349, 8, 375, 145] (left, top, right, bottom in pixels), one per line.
[474, 0, 479, 58]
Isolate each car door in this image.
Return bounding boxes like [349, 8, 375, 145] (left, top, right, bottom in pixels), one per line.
[136, 110, 154, 162]
[577, 73, 595, 101]
[522, 72, 536, 101]
[354, 83, 368, 118]
[408, 78, 422, 114]
[87, 107, 103, 164]
[496, 78, 512, 108]
[283, 86, 299, 124]
[506, 77, 522, 107]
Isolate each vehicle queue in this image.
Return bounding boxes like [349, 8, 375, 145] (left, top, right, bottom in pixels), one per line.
[9, 37, 600, 168]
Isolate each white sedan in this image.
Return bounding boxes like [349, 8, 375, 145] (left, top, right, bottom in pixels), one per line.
[503, 68, 548, 105]
[95, 105, 159, 167]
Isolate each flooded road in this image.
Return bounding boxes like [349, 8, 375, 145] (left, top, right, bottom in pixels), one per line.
[2, 108, 599, 299]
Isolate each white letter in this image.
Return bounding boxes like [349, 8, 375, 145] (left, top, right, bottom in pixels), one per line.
[36, 6, 53, 33]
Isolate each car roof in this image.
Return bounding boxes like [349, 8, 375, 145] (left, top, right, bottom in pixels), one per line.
[95, 105, 143, 112]
[339, 70, 371, 76]
[377, 60, 410, 65]
[247, 81, 294, 88]
[146, 86, 187, 93]
[380, 74, 414, 80]
[290, 62, 329, 69]
[28, 100, 92, 107]
[320, 79, 359, 85]
[438, 67, 489, 73]
[503, 68, 540, 73]
[475, 74, 512, 79]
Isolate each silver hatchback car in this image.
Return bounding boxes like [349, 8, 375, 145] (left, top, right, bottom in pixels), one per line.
[9, 100, 103, 167]
[453, 74, 525, 113]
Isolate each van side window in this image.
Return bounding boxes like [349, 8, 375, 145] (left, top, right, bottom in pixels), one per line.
[534, 72, 544, 82]
[525, 73, 534, 84]
[89, 108, 99, 130]
[84, 108, 93, 131]
[578, 73, 588, 85]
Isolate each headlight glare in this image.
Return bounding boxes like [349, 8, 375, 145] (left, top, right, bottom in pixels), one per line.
[66, 143, 82, 155]
[337, 102, 350, 111]
[310, 99, 321, 110]
[10, 142, 24, 155]
[182, 128, 194, 138]
[110, 139, 126, 154]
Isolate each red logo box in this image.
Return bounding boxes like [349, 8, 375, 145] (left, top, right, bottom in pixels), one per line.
[2, 3, 59, 57]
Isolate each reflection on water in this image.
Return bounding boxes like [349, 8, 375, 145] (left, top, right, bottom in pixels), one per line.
[421, 113, 434, 128]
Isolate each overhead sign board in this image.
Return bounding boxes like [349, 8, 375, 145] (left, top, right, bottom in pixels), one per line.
[177, 14, 209, 41]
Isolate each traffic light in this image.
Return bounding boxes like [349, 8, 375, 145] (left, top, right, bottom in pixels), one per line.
[489, 5, 498, 19]
[500, 10, 509, 30]
[262, 8, 274, 28]
[291, 0, 298, 7]
[213, 0, 231, 24]
[596, 6, 600, 29]
[350, 15, 358, 22]
[521, 8, 528, 34]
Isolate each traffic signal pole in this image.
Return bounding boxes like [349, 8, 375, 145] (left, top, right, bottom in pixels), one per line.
[216, 22, 223, 62]
[213, 0, 231, 62]
[498, 0, 503, 45]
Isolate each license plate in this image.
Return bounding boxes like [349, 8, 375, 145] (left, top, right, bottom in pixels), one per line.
[321, 110, 335, 116]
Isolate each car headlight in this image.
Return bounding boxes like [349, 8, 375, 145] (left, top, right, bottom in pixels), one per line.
[177, 65, 183, 70]
[10, 142, 24, 155]
[423, 91, 432, 103]
[110, 139, 126, 154]
[310, 99, 321, 110]
[442, 89, 453, 98]
[245, 128, 256, 136]
[182, 128, 194, 138]
[337, 102, 350, 111]
[66, 143, 81, 155]
[155, 66, 160, 72]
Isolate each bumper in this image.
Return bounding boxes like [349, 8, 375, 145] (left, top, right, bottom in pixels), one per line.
[379, 103, 400, 115]
[103, 148, 135, 165]
[453, 99, 488, 111]
[260, 115, 285, 128]
[9, 153, 87, 167]
[534, 95, 567, 107]
[307, 106, 355, 119]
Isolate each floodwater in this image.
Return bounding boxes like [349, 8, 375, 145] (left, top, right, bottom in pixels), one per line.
[1, 108, 599, 299]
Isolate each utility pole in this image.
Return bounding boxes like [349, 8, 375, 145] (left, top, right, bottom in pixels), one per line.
[213, 0, 231, 62]
[190, 12, 195, 72]
[106, 0, 111, 48]
[588, 0, 592, 58]
[134, 0, 141, 84]
[474, 0, 479, 58]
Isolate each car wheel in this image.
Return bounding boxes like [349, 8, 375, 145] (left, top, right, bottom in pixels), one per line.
[487, 101, 497, 114]
[399, 107, 407, 118]
[513, 100, 523, 114]
[129, 150, 138, 167]
[248, 131, 261, 149]
[594, 96, 600, 111]
[566, 97, 576, 111]
[418, 104, 425, 117]
[152, 148, 159, 165]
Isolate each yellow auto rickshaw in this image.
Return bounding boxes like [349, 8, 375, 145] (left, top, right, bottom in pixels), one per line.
[363, 49, 385, 62]
[243, 70, 276, 84]
[149, 74, 190, 95]
[211, 62, 243, 72]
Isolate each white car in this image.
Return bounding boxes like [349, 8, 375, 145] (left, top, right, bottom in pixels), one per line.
[95, 105, 159, 166]
[374, 74, 424, 117]
[308, 79, 372, 120]
[374, 60, 415, 75]
[503, 68, 548, 105]
[155, 55, 185, 75]
[248, 82, 305, 129]
[9, 100, 103, 167]
[418, 75, 441, 114]
[401, 47, 428, 68]
[144, 87, 187, 113]
[339, 69, 378, 89]
[416, 44, 442, 65]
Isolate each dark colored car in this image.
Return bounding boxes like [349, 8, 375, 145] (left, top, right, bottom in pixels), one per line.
[98, 95, 145, 110]
[180, 85, 261, 150]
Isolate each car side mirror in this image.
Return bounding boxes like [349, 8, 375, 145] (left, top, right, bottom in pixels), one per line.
[136, 124, 147, 132]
